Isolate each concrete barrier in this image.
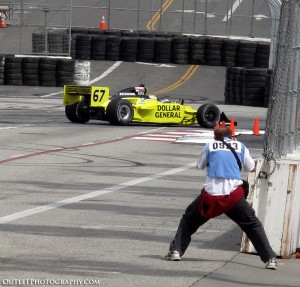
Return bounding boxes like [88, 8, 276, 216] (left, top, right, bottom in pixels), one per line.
[241, 153, 300, 258]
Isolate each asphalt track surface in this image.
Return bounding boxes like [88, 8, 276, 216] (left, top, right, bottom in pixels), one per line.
[2, 2, 299, 287]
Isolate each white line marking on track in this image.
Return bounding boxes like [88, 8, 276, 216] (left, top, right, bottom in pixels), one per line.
[90, 61, 123, 84]
[0, 124, 31, 130]
[81, 225, 223, 233]
[0, 162, 196, 224]
[138, 127, 165, 135]
[132, 137, 175, 142]
[223, 0, 244, 21]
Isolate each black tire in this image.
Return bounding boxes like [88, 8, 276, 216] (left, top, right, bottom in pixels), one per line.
[65, 101, 90, 123]
[197, 104, 220, 129]
[106, 99, 133, 126]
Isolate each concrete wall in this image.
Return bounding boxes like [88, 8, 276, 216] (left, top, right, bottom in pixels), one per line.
[241, 154, 300, 258]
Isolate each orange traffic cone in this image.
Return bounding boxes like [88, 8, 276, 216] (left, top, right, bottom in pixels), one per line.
[253, 117, 260, 136]
[100, 14, 107, 30]
[230, 118, 235, 137]
[215, 121, 220, 128]
[221, 120, 226, 127]
[0, 15, 7, 28]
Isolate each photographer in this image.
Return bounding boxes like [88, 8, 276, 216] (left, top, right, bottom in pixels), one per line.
[165, 126, 277, 270]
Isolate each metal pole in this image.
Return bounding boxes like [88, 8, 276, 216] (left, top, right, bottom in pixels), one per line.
[204, 0, 208, 34]
[108, 0, 110, 29]
[194, 0, 197, 34]
[68, 0, 72, 56]
[19, 0, 24, 54]
[229, 0, 234, 37]
[137, 0, 140, 30]
[250, 0, 255, 37]
[20, 0, 24, 26]
[181, 0, 184, 33]
[151, 0, 154, 30]
[159, 0, 163, 30]
[43, 8, 49, 54]
[226, 0, 229, 36]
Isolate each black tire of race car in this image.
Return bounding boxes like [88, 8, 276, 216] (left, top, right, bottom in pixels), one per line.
[197, 104, 220, 129]
[106, 99, 134, 126]
[65, 101, 90, 123]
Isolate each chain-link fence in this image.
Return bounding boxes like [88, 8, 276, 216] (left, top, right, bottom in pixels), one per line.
[1, 0, 272, 55]
[263, 0, 300, 159]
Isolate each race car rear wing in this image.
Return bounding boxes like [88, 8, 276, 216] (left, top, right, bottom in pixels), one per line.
[63, 85, 110, 107]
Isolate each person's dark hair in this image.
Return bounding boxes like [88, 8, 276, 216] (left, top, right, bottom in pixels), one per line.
[214, 126, 232, 140]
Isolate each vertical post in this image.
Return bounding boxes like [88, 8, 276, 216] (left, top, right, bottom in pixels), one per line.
[68, 0, 73, 56]
[159, 0, 163, 30]
[250, 0, 255, 37]
[151, 0, 154, 30]
[19, 0, 24, 54]
[204, 0, 208, 34]
[20, 0, 24, 26]
[107, 0, 111, 29]
[229, 0, 234, 37]
[181, 0, 184, 33]
[137, 0, 141, 30]
[226, 0, 229, 36]
[194, 0, 197, 34]
[42, 7, 49, 54]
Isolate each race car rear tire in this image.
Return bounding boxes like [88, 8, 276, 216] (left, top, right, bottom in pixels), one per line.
[197, 104, 220, 129]
[65, 101, 90, 123]
[106, 99, 133, 125]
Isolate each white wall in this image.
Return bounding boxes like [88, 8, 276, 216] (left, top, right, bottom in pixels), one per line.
[241, 155, 300, 258]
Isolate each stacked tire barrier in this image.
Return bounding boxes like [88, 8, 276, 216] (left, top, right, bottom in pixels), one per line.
[154, 38, 172, 63]
[76, 34, 92, 60]
[22, 57, 40, 86]
[32, 29, 271, 68]
[205, 37, 222, 66]
[224, 67, 272, 107]
[120, 37, 138, 62]
[137, 37, 155, 62]
[106, 36, 121, 61]
[91, 35, 107, 60]
[237, 41, 257, 68]
[0, 56, 90, 87]
[221, 39, 239, 67]
[0, 55, 6, 85]
[171, 36, 189, 65]
[5, 56, 23, 86]
[189, 36, 206, 65]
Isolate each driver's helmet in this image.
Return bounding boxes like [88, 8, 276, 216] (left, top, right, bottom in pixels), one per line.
[135, 83, 147, 96]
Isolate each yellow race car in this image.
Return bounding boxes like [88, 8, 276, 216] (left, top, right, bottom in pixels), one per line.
[63, 84, 226, 128]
